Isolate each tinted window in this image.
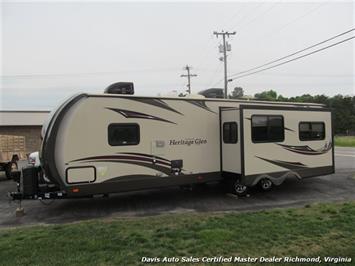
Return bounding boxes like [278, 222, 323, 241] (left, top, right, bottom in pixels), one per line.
[299, 122, 325, 141]
[108, 124, 140, 146]
[223, 122, 238, 143]
[252, 115, 284, 143]
[251, 116, 268, 142]
[269, 116, 284, 141]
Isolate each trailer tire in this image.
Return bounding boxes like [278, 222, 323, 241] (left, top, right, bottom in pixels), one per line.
[234, 181, 248, 196]
[259, 178, 273, 191]
[225, 178, 248, 196]
[5, 162, 18, 180]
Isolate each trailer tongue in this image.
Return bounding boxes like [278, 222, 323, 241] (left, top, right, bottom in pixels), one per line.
[10, 167, 67, 200]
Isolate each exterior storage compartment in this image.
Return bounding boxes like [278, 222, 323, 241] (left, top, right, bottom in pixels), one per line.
[66, 166, 96, 184]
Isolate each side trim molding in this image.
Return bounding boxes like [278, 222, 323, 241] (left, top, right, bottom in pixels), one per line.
[66, 171, 221, 197]
[241, 166, 334, 186]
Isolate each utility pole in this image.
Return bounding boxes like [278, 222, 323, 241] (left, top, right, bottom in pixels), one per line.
[213, 30, 236, 98]
[180, 65, 197, 94]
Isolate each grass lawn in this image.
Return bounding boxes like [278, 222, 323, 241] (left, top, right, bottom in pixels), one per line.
[335, 136, 355, 147]
[0, 202, 354, 265]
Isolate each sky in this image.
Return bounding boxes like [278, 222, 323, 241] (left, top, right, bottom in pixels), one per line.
[0, 0, 354, 110]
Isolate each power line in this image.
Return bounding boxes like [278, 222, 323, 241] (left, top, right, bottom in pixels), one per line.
[219, 3, 248, 30]
[258, 2, 327, 41]
[237, 3, 328, 56]
[193, 35, 218, 72]
[253, 72, 355, 78]
[232, 28, 355, 77]
[236, 2, 280, 32]
[229, 2, 265, 31]
[229, 36, 355, 80]
[206, 62, 223, 88]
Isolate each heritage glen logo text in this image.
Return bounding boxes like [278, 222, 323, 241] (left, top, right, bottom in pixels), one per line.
[169, 138, 207, 146]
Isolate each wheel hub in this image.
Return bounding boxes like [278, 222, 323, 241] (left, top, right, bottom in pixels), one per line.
[261, 178, 272, 190]
[235, 183, 247, 194]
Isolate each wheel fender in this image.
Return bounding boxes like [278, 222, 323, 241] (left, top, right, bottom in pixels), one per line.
[251, 171, 301, 187]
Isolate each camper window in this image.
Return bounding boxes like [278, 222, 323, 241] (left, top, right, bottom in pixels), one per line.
[299, 122, 325, 141]
[108, 123, 140, 146]
[223, 122, 238, 143]
[252, 115, 284, 143]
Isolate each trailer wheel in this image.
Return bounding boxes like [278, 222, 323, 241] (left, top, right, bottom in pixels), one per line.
[232, 180, 248, 196]
[259, 178, 273, 191]
[5, 162, 18, 180]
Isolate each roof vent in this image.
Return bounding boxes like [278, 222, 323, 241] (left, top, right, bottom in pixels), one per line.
[104, 82, 134, 95]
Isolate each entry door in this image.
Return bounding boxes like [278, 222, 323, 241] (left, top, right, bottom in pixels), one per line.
[221, 108, 241, 174]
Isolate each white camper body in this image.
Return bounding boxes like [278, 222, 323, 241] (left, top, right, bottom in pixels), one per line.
[37, 93, 334, 197]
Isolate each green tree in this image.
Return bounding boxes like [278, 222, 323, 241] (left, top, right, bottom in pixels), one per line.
[277, 94, 288, 102]
[289, 94, 314, 103]
[254, 90, 278, 101]
[229, 87, 244, 99]
[252, 89, 355, 135]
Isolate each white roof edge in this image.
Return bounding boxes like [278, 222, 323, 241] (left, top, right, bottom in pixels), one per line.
[86, 93, 326, 107]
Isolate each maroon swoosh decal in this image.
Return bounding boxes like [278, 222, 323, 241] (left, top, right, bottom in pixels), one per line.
[187, 100, 217, 114]
[256, 156, 307, 170]
[106, 107, 176, 124]
[278, 142, 332, 155]
[284, 127, 295, 132]
[70, 155, 171, 167]
[82, 159, 172, 175]
[103, 174, 159, 183]
[118, 152, 170, 163]
[124, 98, 183, 115]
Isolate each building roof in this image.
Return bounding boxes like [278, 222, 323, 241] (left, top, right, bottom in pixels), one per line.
[0, 110, 50, 126]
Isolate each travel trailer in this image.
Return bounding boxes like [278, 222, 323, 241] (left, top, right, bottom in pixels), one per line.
[10, 83, 334, 200]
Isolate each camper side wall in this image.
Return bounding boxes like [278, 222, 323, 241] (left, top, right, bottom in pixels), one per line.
[240, 105, 333, 186]
[54, 96, 240, 195]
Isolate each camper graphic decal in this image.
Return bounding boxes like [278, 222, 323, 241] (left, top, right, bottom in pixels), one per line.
[284, 127, 295, 132]
[277, 142, 332, 155]
[103, 174, 161, 183]
[124, 98, 183, 115]
[117, 152, 170, 163]
[255, 156, 308, 170]
[106, 107, 176, 124]
[186, 100, 217, 114]
[69, 153, 172, 175]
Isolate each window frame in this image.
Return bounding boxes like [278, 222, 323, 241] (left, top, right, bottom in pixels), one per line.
[108, 123, 140, 146]
[251, 115, 285, 143]
[223, 122, 238, 144]
[298, 121, 326, 141]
